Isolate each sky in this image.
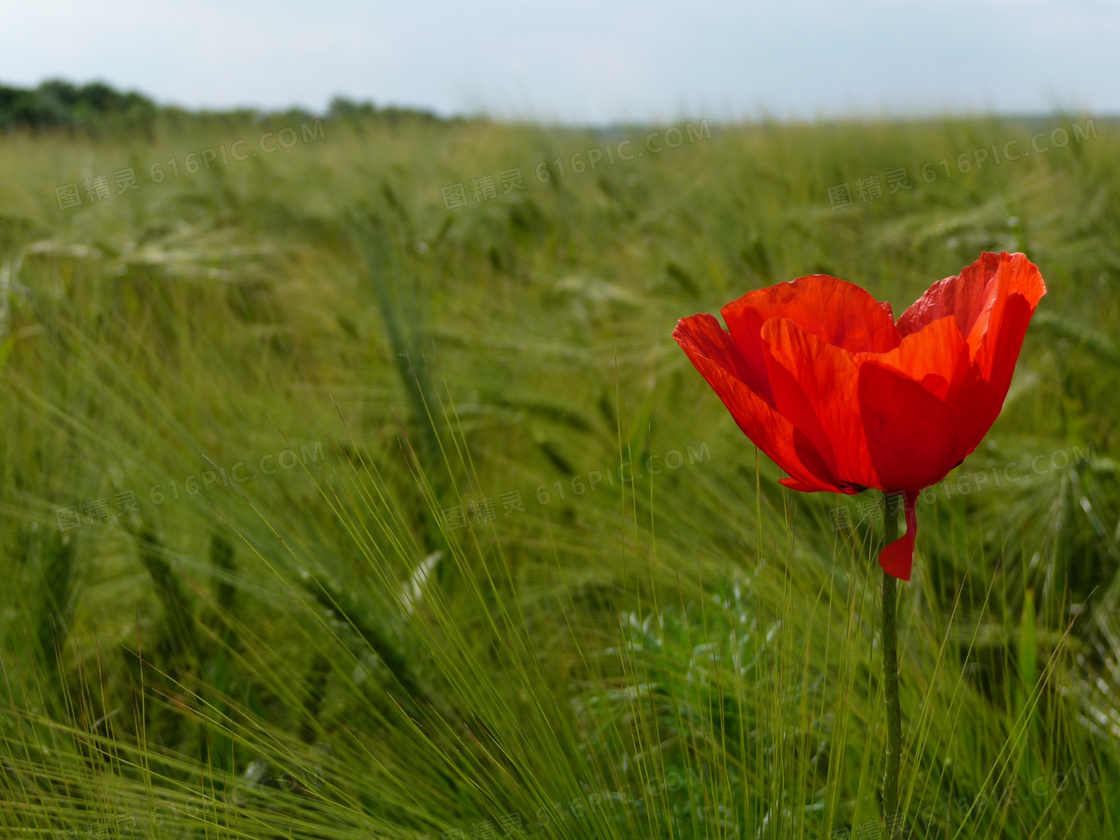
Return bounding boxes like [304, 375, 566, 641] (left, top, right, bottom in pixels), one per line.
[1, 0, 1117, 125]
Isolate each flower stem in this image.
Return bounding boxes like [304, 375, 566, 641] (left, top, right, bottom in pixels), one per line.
[881, 492, 902, 834]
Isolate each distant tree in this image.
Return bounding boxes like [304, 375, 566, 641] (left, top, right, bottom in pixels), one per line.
[0, 79, 450, 134]
[327, 96, 378, 121]
[0, 79, 156, 133]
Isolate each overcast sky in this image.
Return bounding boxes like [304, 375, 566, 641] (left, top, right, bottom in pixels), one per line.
[2, 0, 1116, 125]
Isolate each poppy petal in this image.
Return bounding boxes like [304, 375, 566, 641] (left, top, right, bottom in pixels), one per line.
[894, 252, 1045, 468]
[943, 260, 1043, 461]
[673, 313, 842, 492]
[897, 252, 1003, 337]
[873, 315, 970, 402]
[879, 490, 920, 580]
[780, 476, 841, 492]
[857, 362, 961, 491]
[944, 296, 1038, 464]
[897, 252, 1044, 345]
[760, 317, 879, 490]
[722, 275, 901, 404]
[970, 280, 1046, 388]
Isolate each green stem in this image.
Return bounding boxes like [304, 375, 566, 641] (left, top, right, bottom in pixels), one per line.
[881, 492, 902, 834]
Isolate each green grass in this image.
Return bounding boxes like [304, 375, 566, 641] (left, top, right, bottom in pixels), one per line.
[0, 109, 1117, 839]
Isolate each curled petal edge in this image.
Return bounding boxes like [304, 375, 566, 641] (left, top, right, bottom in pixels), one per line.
[878, 489, 920, 581]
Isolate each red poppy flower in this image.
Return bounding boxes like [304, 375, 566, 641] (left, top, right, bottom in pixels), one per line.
[673, 251, 1046, 581]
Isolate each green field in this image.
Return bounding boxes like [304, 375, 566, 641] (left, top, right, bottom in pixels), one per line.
[1, 108, 1118, 839]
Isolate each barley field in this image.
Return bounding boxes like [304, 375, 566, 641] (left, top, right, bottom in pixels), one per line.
[1, 107, 1118, 839]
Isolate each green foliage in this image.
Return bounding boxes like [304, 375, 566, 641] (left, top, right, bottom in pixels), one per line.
[0, 107, 1117, 838]
[0, 79, 446, 136]
[0, 79, 158, 133]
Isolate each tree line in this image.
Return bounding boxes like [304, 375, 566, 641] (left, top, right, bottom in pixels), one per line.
[0, 79, 446, 133]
